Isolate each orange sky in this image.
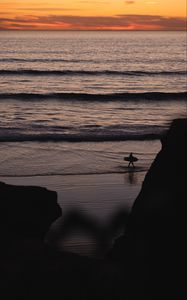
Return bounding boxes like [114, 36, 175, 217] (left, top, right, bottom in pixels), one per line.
[0, 0, 186, 30]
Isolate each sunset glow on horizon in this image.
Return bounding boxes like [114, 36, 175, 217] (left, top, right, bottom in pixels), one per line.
[0, 0, 186, 30]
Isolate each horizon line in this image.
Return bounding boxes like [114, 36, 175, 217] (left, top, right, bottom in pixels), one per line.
[0, 29, 186, 31]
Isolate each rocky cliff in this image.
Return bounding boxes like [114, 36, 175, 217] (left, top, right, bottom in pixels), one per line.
[110, 118, 187, 300]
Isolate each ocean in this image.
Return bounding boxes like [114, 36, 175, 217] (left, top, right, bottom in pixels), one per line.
[0, 30, 186, 255]
[0, 30, 186, 175]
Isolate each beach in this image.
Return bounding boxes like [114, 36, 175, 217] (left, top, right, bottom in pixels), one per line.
[0, 169, 146, 256]
[0, 138, 161, 255]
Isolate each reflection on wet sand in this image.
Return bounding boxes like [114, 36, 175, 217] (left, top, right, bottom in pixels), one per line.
[124, 168, 137, 185]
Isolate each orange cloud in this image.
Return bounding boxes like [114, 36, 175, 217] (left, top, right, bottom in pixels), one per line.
[125, 1, 135, 4]
[0, 14, 186, 30]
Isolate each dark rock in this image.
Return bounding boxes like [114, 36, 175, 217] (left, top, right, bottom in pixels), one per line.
[0, 182, 62, 238]
[0, 182, 65, 300]
[110, 119, 187, 299]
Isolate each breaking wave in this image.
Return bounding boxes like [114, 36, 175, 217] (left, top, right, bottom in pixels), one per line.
[0, 132, 163, 143]
[0, 92, 186, 102]
[0, 69, 186, 77]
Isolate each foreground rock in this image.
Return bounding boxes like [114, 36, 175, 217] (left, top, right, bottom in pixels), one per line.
[0, 182, 61, 239]
[0, 183, 95, 300]
[110, 118, 187, 299]
[0, 183, 59, 299]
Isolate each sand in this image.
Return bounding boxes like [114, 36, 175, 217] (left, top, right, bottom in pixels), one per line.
[0, 171, 145, 256]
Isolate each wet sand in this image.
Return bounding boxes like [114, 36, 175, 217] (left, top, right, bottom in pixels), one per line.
[0, 171, 145, 256]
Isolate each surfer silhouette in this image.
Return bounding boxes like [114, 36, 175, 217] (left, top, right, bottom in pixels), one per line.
[128, 153, 135, 167]
[124, 152, 138, 168]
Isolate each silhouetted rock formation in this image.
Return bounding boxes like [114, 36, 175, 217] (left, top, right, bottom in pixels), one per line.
[0, 182, 61, 238]
[110, 119, 187, 300]
[0, 183, 93, 300]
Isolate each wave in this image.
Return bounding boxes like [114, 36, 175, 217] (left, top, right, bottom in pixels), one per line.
[0, 58, 88, 63]
[0, 92, 186, 102]
[0, 57, 184, 64]
[0, 132, 163, 143]
[0, 69, 186, 77]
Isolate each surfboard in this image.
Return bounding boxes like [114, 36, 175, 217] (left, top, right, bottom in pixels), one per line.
[124, 156, 138, 162]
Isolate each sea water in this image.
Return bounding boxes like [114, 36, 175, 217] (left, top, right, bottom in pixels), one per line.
[0, 31, 186, 255]
[0, 31, 186, 176]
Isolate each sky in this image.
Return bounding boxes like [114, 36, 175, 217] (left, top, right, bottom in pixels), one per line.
[0, 0, 186, 30]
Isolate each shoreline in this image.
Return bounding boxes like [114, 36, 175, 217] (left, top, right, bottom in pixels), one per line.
[0, 139, 161, 178]
[0, 167, 147, 177]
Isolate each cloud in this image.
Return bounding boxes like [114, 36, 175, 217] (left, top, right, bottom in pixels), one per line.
[125, 1, 135, 4]
[77, 1, 110, 3]
[17, 8, 82, 11]
[0, 14, 186, 30]
[145, 1, 158, 4]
